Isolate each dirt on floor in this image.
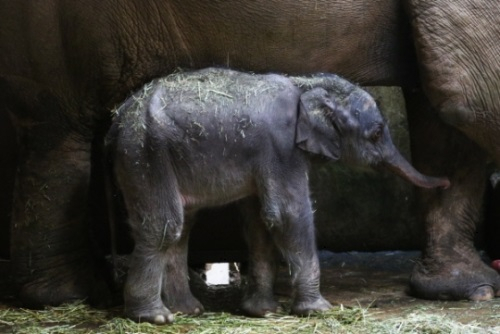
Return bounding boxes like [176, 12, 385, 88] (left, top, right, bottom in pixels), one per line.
[175, 250, 500, 328]
[1, 251, 500, 332]
[314, 251, 500, 327]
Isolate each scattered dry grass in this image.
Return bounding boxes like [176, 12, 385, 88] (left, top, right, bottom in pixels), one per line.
[112, 67, 364, 122]
[1, 301, 499, 334]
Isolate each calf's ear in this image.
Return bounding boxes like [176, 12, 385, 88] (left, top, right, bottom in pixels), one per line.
[295, 88, 340, 161]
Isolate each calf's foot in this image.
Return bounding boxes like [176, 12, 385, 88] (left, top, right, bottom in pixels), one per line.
[162, 270, 204, 315]
[162, 291, 204, 316]
[241, 292, 279, 317]
[125, 302, 174, 324]
[291, 296, 332, 316]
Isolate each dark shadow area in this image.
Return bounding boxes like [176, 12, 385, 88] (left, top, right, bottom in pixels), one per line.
[0, 111, 17, 260]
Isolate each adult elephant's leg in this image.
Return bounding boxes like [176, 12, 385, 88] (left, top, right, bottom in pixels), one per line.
[11, 121, 102, 306]
[161, 215, 204, 315]
[404, 89, 500, 300]
[239, 197, 279, 317]
[1, 77, 107, 307]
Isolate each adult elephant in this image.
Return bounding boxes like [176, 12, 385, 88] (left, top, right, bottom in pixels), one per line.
[404, 0, 500, 300]
[0, 0, 498, 307]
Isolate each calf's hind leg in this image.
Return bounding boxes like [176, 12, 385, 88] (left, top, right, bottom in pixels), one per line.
[116, 159, 183, 324]
[240, 197, 279, 316]
[161, 216, 204, 315]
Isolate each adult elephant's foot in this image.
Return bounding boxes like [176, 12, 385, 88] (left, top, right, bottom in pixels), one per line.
[410, 249, 500, 301]
[17, 256, 108, 308]
[241, 292, 279, 317]
[401, 107, 498, 301]
[291, 296, 332, 316]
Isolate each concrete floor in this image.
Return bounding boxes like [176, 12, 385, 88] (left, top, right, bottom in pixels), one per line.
[2, 251, 500, 328]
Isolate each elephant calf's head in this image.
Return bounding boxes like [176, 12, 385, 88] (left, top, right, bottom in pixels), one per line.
[294, 75, 450, 189]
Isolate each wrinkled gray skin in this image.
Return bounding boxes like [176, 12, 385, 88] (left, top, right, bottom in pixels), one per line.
[2, 0, 500, 314]
[404, 0, 500, 302]
[106, 68, 449, 324]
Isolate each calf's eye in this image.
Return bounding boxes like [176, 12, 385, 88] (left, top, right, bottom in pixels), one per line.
[370, 127, 383, 143]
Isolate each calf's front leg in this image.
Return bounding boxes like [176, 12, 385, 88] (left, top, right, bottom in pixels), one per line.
[259, 174, 332, 315]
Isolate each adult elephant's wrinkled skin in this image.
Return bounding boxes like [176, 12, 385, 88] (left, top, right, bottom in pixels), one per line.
[0, 0, 499, 308]
[404, 0, 500, 301]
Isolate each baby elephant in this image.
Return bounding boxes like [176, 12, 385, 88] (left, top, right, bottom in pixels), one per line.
[106, 67, 449, 324]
